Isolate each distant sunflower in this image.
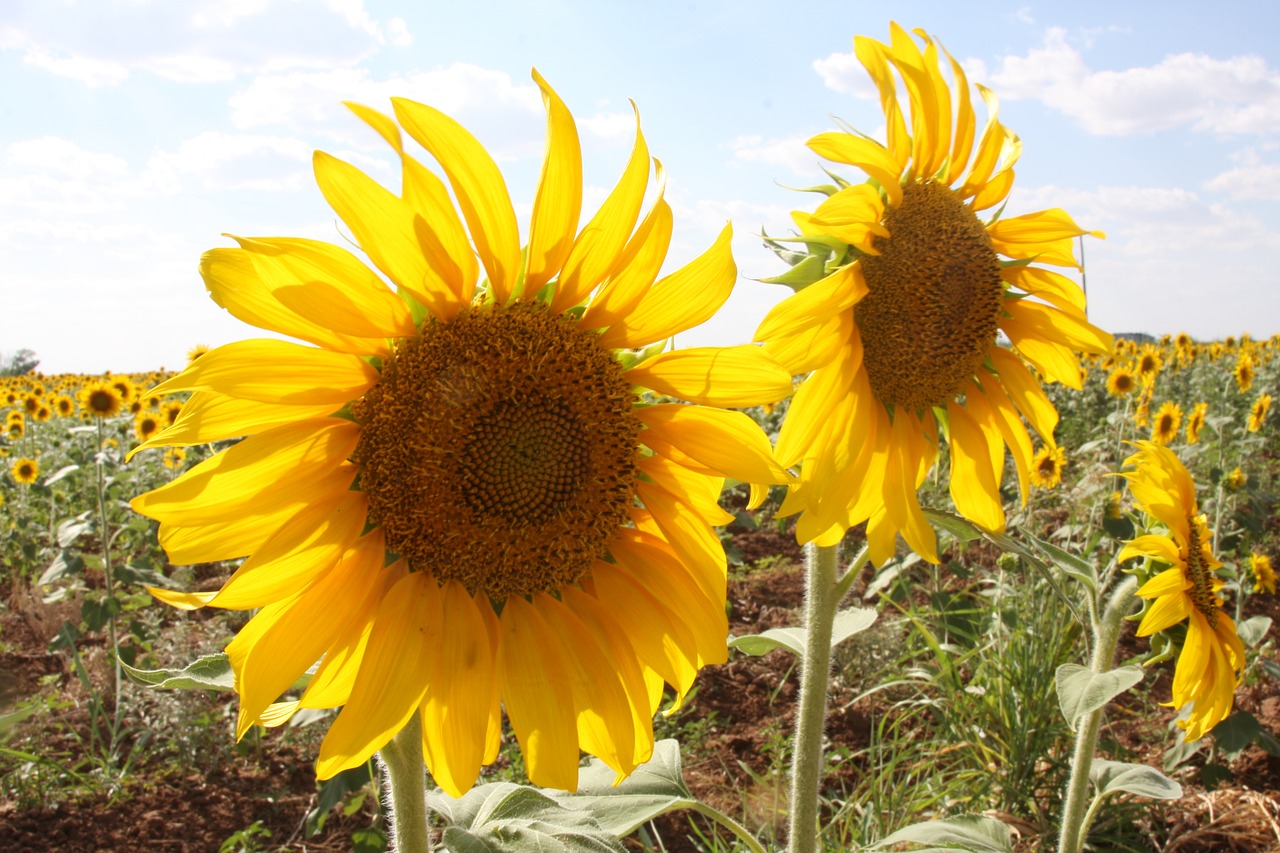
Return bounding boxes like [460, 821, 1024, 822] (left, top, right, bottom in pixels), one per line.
[1249, 393, 1271, 433]
[1136, 345, 1162, 381]
[161, 399, 184, 427]
[79, 381, 125, 419]
[1251, 553, 1276, 595]
[131, 74, 792, 797]
[187, 344, 209, 364]
[134, 411, 162, 443]
[11, 457, 38, 485]
[1234, 352, 1255, 392]
[1030, 444, 1067, 490]
[162, 447, 186, 470]
[1225, 467, 1248, 491]
[1117, 441, 1244, 741]
[1106, 366, 1137, 397]
[1184, 402, 1207, 445]
[1151, 401, 1182, 446]
[53, 395, 76, 418]
[754, 24, 1111, 562]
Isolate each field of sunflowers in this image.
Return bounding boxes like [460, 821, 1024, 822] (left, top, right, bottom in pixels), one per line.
[0, 331, 1276, 852]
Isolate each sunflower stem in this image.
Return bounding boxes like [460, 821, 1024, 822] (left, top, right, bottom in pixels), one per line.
[1057, 576, 1137, 853]
[380, 715, 431, 853]
[787, 541, 840, 853]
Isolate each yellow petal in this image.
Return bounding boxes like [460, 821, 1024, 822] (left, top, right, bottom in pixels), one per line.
[970, 374, 1032, 504]
[344, 100, 403, 153]
[149, 339, 378, 406]
[524, 70, 582, 295]
[626, 346, 793, 407]
[755, 264, 866, 373]
[392, 97, 521, 304]
[988, 207, 1103, 245]
[127, 391, 337, 460]
[945, 401, 1004, 531]
[132, 419, 359, 526]
[942, 40, 976, 186]
[854, 34, 909, 167]
[597, 223, 735, 350]
[1136, 586, 1192, 637]
[807, 184, 890, 252]
[807, 133, 903, 209]
[1124, 538, 1186, 571]
[988, 347, 1059, 441]
[400, 155, 477, 314]
[200, 248, 380, 355]
[496, 595, 580, 791]
[420, 581, 496, 798]
[232, 236, 415, 341]
[958, 84, 1005, 199]
[580, 166, 672, 332]
[774, 336, 862, 469]
[638, 403, 791, 486]
[552, 104, 648, 313]
[1001, 265, 1087, 319]
[316, 572, 443, 778]
[312, 150, 460, 318]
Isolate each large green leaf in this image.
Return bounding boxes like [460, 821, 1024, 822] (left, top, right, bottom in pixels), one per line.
[1237, 615, 1273, 648]
[433, 785, 624, 853]
[1090, 759, 1181, 800]
[729, 607, 877, 659]
[1055, 664, 1143, 730]
[121, 653, 235, 691]
[1027, 533, 1099, 593]
[869, 815, 1014, 852]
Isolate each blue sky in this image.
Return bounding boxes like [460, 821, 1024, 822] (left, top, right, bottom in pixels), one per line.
[5, 0, 1280, 373]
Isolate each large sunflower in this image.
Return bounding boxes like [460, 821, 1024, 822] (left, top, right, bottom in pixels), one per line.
[130, 72, 792, 796]
[755, 25, 1112, 562]
[1116, 441, 1244, 741]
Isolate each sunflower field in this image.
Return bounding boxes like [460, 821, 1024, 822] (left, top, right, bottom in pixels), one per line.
[2, 22, 1280, 853]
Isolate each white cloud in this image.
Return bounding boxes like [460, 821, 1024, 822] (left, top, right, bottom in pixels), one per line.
[386, 16, 412, 46]
[812, 51, 878, 98]
[0, 0, 400, 86]
[978, 28, 1280, 136]
[6, 136, 129, 180]
[145, 131, 314, 191]
[1204, 163, 1280, 200]
[727, 134, 815, 177]
[579, 111, 635, 143]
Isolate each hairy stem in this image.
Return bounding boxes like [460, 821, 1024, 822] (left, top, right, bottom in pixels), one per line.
[380, 715, 431, 853]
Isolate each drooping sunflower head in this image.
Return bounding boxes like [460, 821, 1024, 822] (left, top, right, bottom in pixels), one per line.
[1151, 401, 1182, 446]
[1249, 393, 1272, 433]
[1185, 402, 1207, 445]
[78, 380, 125, 419]
[754, 23, 1110, 562]
[1116, 440, 1244, 741]
[130, 72, 793, 797]
[1252, 553, 1276, 595]
[11, 457, 38, 485]
[1235, 352, 1255, 392]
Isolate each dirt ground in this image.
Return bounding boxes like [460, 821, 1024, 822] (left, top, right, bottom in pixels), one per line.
[2, 520, 1279, 852]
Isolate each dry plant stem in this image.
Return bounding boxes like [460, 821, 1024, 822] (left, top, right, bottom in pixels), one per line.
[1057, 576, 1138, 853]
[380, 715, 431, 853]
[787, 541, 839, 853]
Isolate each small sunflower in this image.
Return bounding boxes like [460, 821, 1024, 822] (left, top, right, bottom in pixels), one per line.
[1106, 365, 1137, 397]
[1234, 352, 1255, 392]
[1136, 345, 1163, 381]
[134, 411, 162, 443]
[1030, 444, 1067, 490]
[1248, 393, 1272, 433]
[754, 24, 1111, 562]
[1185, 402, 1207, 445]
[131, 74, 792, 796]
[1151, 401, 1182, 446]
[79, 380, 125, 419]
[1134, 380, 1154, 429]
[1225, 467, 1248, 491]
[11, 457, 38, 485]
[1251, 553, 1276, 595]
[53, 394, 76, 418]
[1117, 441, 1245, 741]
[187, 344, 210, 364]
[162, 447, 186, 470]
[161, 399, 184, 427]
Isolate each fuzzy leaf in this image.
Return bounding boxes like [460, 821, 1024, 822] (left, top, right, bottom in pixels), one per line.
[1090, 759, 1182, 800]
[729, 607, 877, 659]
[870, 814, 1015, 852]
[121, 653, 235, 691]
[1237, 616, 1273, 648]
[434, 785, 624, 853]
[1055, 664, 1143, 730]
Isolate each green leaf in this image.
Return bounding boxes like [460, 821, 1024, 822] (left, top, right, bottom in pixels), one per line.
[114, 561, 182, 590]
[869, 814, 1014, 852]
[1090, 759, 1182, 800]
[551, 739, 695, 837]
[921, 509, 984, 543]
[43, 463, 81, 486]
[1237, 615, 1273, 648]
[1055, 664, 1143, 730]
[729, 607, 877, 659]
[757, 254, 829, 291]
[0, 701, 39, 739]
[39, 550, 85, 587]
[350, 826, 387, 853]
[1212, 710, 1280, 756]
[120, 653, 235, 691]
[1027, 534, 1098, 593]
[434, 785, 625, 853]
[308, 763, 372, 837]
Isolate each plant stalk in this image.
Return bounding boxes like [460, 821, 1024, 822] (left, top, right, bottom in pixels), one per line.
[1057, 576, 1137, 853]
[787, 541, 840, 853]
[95, 419, 124, 757]
[380, 714, 431, 853]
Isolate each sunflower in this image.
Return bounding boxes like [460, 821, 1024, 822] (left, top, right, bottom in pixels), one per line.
[11, 457, 38, 485]
[1251, 553, 1276, 595]
[130, 74, 793, 797]
[134, 410, 162, 443]
[161, 399, 184, 427]
[162, 447, 186, 470]
[1116, 441, 1244, 741]
[1136, 345, 1162, 381]
[1225, 467, 1248, 491]
[53, 394, 76, 418]
[1029, 444, 1066, 490]
[1185, 402, 1207, 445]
[1234, 352, 1255, 392]
[1134, 380, 1154, 429]
[754, 25, 1111, 562]
[1248, 393, 1271, 433]
[79, 380, 125, 419]
[187, 344, 209, 364]
[1106, 365, 1137, 397]
[1151, 401, 1182, 446]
